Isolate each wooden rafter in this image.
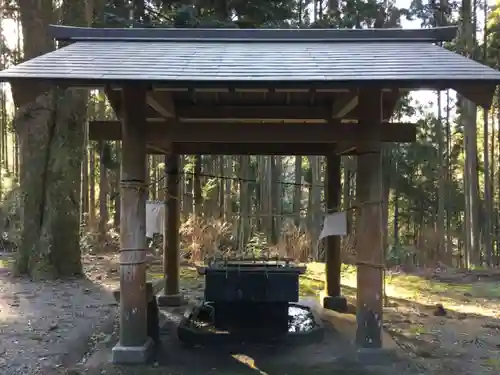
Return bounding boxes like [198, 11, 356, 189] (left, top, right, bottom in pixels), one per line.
[331, 92, 358, 118]
[146, 91, 175, 118]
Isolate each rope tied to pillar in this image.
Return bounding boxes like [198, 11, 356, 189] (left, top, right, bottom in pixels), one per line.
[349, 198, 389, 306]
[145, 190, 181, 203]
[355, 260, 385, 269]
[120, 180, 148, 191]
[119, 247, 149, 265]
[324, 200, 384, 214]
[349, 200, 384, 211]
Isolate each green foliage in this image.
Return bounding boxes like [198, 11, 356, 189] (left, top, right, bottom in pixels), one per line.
[183, 155, 196, 174]
[245, 232, 269, 257]
[201, 178, 218, 200]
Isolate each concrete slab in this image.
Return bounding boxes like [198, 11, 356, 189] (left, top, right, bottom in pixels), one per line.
[82, 300, 416, 375]
[320, 291, 348, 312]
[111, 338, 153, 364]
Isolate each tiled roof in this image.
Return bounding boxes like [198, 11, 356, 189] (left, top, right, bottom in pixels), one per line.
[0, 25, 499, 86]
[48, 25, 458, 42]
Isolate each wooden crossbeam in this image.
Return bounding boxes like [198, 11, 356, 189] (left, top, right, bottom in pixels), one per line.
[89, 120, 417, 143]
[147, 142, 333, 155]
[105, 87, 169, 119]
[147, 143, 373, 155]
[332, 93, 358, 118]
[146, 91, 175, 118]
[175, 105, 331, 120]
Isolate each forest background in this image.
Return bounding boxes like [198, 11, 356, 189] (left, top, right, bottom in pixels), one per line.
[0, 0, 497, 279]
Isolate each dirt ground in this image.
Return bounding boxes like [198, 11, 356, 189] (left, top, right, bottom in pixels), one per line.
[383, 297, 500, 375]
[2, 252, 500, 375]
[0, 253, 118, 375]
[305, 263, 500, 375]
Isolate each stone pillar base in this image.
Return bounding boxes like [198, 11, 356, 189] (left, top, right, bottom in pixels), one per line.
[111, 337, 153, 364]
[320, 291, 348, 312]
[157, 293, 186, 307]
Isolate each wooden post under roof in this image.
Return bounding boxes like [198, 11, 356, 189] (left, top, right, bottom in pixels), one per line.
[355, 89, 384, 350]
[158, 152, 183, 307]
[112, 86, 152, 363]
[322, 152, 347, 312]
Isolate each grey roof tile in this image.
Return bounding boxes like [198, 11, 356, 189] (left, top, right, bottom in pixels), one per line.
[0, 40, 499, 84]
[48, 25, 459, 42]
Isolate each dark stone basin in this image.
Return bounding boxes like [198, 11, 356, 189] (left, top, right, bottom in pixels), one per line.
[200, 259, 306, 304]
[178, 302, 324, 346]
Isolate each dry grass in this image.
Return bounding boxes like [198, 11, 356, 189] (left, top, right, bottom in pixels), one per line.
[178, 215, 319, 263]
[180, 215, 234, 263]
[8, 206, 500, 317]
[272, 221, 312, 261]
[80, 227, 120, 254]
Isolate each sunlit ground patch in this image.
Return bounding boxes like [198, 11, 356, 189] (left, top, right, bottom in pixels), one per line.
[301, 262, 500, 318]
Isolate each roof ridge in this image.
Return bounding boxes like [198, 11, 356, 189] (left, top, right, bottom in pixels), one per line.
[49, 25, 458, 43]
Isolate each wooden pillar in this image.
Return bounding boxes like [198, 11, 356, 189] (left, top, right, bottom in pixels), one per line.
[112, 86, 152, 363]
[322, 152, 347, 312]
[355, 89, 384, 350]
[158, 153, 183, 307]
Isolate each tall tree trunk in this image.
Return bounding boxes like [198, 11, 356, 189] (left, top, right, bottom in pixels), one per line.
[381, 150, 390, 258]
[484, 108, 492, 266]
[491, 109, 497, 263]
[343, 156, 354, 239]
[81, 122, 89, 227]
[393, 189, 399, 246]
[293, 156, 302, 226]
[483, 3, 493, 266]
[14, 0, 87, 279]
[445, 90, 453, 259]
[436, 91, 446, 261]
[183, 156, 194, 216]
[193, 155, 202, 216]
[0, 22, 4, 199]
[307, 156, 321, 259]
[259, 156, 272, 241]
[462, 0, 481, 267]
[98, 141, 108, 240]
[112, 144, 121, 228]
[224, 156, 233, 221]
[219, 156, 225, 218]
[238, 156, 251, 249]
[89, 142, 96, 229]
[271, 156, 282, 243]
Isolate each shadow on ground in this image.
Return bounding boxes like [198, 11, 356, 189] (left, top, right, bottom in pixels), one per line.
[0, 252, 118, 373]
[84, 303, 418, 375]
[56, 260, 500, 375]
[158, 310, 368, 374]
